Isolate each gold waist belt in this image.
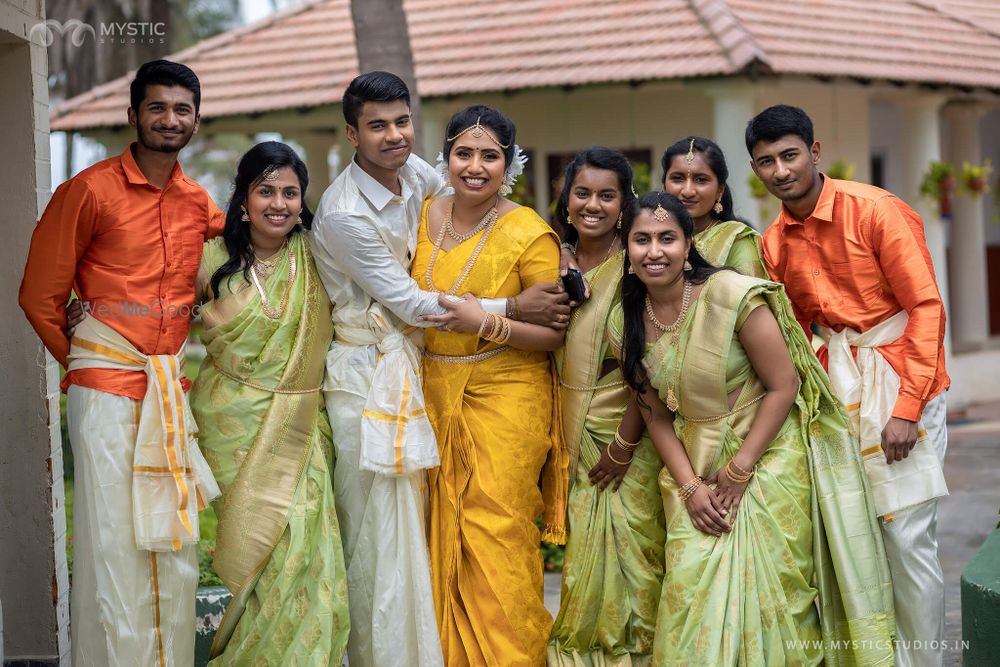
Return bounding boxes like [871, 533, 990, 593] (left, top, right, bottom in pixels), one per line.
[678, 391, 767, 423]
[423, 346, 509, 364]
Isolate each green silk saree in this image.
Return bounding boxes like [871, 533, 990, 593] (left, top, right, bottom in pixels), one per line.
[608, 271, 895, 667]
[548, 250, 666, 665]
[191, 234, 350, 665]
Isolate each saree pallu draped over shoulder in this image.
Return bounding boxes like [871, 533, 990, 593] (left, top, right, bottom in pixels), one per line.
[608, 271, 896, 667]
[412, 202, 568, 667]
[191, 234, 350, 665]
[548, 250, 665, 666]
[693, 221, 767, 278]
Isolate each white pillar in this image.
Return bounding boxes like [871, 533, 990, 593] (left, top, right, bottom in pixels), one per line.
[945, 102, 990, 349]
[294, 130, 337, 204]
[897, 94, 950, 356]
[705, 82, 760, 228]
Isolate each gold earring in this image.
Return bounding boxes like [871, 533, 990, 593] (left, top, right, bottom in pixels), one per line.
[567, 214, 574, 226]
[241, 206, 250, 222]
[713, 199, 723, 215]
[683, 258, 692, 271]
[616, 211, 623, 229]
[627, 263, 635, 274]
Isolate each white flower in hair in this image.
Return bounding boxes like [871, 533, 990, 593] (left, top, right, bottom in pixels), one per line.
[501, 145, 528, 196]
[434, 151, 449, 183]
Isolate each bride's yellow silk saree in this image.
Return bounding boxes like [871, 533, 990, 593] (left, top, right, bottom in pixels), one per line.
[412, 201, 569, 666]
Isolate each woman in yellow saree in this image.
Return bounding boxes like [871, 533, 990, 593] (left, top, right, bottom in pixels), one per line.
[547, 148, 665, 666]
[611, 192, 896, 666]
[191, 142, 350, 665]
[661, 135, 767, 278]
[411, 105, 568, 666]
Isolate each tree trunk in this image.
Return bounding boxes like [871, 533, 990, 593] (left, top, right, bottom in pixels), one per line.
[349, 0, 421, 128]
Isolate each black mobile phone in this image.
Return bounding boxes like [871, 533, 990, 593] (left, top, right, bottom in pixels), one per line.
[563, 268, 588, 303]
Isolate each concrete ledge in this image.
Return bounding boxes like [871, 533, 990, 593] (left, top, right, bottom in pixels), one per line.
[961, 527, 1000, 665]
[195, 586, 232, 667]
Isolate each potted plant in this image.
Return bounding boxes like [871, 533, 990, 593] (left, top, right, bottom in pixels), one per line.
[959, 159, 993, 196]
[827, 160, 856, 181]
[919, 161, 956, 217]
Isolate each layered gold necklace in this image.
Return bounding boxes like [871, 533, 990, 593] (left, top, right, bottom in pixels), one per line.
[425, 199, 500, 295]
[250, 242, 296, 319]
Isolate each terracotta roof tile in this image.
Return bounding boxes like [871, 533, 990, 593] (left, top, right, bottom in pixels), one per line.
[50, 0, 1000, 131]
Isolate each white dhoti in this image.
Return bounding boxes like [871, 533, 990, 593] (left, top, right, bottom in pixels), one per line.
[68, 385, 198, 667]
[324, 310, 443, 667]
[66, 317, 219, 667]
[822, 311, 948, 667]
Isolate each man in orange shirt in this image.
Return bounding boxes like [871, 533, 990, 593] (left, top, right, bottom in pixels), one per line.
[748, 104, 949, 667]
[20, 60, 223, 667]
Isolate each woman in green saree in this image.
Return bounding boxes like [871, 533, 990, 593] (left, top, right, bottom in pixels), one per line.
[191, 142, 350, 665]
[548, 148, 665, 666]
[661, 135, 767, 278]
[611, 192, 896, 666]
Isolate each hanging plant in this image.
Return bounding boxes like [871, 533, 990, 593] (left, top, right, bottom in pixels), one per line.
[919, 161, 956, 217]
[827, 160, 856, 181]
[959, 159, 993, 196]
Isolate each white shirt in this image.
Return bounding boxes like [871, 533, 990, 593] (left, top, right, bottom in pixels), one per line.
[311, 154, 447, 332]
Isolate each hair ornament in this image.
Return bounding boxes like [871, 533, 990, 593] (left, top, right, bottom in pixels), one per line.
[446, 115, 511, 149]
[652, 203, 670, 221]
[685, 139, 696, 166]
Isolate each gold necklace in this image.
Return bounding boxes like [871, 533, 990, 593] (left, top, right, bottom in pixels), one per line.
[252, 239, 288, 276]
[573, 232, 619, 270]
[425, 201, 500, 295]
[446, 195, 499, 243]
[250, 250, 296, 319]
[645, 280, 693, 333]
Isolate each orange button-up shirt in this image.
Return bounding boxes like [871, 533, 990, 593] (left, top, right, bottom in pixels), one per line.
[761, 175, 949, 422]
[19, 144, 225, 399]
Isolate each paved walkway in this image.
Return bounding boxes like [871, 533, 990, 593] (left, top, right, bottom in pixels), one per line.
[543, 401, 1000, 665]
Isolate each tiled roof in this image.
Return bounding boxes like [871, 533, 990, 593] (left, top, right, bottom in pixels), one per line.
[50, 0, 1000, 131]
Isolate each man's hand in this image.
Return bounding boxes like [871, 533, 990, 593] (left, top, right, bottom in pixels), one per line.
[882, 416, 918, 464]
[514, 282, 571, 330]
[65, 299, 86, 338]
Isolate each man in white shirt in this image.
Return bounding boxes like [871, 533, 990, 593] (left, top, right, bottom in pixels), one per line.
[311, 71, 567, 667]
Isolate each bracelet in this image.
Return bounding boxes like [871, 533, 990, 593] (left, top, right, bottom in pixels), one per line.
[614, 427, 640, 452]
[482, 313, 512, 344]
[724, 460, 754, 484]
[477, 312, 491, 339]
[560, 241, 576, 254]
[606, 443, 632, 465]
[679, 476, 704, 502]
[496, 316, 512, 344]
[511, 296, 521, 321]
[505, 297, 515, 319]
[729, 458, 753, 477]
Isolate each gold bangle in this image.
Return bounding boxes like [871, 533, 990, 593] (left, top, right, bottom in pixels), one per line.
[729, 458, 753, 477]
[606, 443, 632, 465]
[496, 316, 512, 344]
[679, 476, 704, 502]
[724, 461, 754, 484]
[477, 312, 491, 338]
[614, 427, 640, 451]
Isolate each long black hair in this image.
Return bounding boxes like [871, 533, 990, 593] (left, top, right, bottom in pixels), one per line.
[555, 146, 637, 246]
[209, 141, 312, 299]
[620, 192, 723, 396]
[660, 135, 742, 224]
